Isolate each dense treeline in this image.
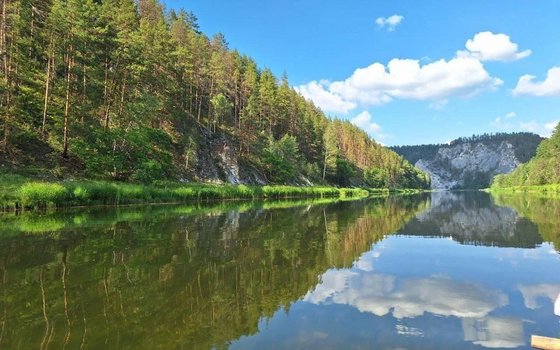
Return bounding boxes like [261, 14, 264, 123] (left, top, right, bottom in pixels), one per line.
[390, 144, 442, 166]
[492, 123, 560, 187]
[392, 132, 543, 165]
[0, 0, 428, 188]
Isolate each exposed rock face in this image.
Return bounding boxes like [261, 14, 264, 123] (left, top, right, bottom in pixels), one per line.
[194, 131, 267, 185]
[415, 141, 520, 189]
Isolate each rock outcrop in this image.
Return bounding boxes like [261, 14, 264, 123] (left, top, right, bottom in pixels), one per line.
[415, 141, 520, 189]
[194, 131, 267, 185]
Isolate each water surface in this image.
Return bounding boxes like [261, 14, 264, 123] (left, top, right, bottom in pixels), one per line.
[0, 192, 559, 349]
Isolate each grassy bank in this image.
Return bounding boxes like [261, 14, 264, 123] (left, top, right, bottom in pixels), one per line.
[0, 197, 363, 236]
[0, 173, 374, 211]
[488, 184, 560, 196]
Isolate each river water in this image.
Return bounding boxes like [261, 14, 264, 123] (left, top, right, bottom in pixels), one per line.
[0, 192, 558, 349]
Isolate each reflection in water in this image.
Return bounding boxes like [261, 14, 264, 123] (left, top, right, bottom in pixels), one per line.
[0, 197, 427, 349]
[305, 270, 507, 319]
[518, 284, 560, 310]
[462, 317, 524, 349]
[493, 193, 560, 251]
[0, 191, 559, 349]
[399, 191, 543, 248]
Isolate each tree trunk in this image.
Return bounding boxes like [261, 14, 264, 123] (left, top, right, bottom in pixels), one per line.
[41, 36, 54, 134]
[62, 45, 74, 159]
[1, 0, 8, 151]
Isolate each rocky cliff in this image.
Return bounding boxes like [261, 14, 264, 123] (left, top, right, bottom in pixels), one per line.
[415, 141, 520, 189]
[391, 132, 543, 190]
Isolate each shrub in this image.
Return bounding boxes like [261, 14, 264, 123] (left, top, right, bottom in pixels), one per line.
[18, 182, 69, 207]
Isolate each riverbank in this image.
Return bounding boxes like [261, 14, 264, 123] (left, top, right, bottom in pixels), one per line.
[0, 172, 426, 211]
[487, 184, 560, 196]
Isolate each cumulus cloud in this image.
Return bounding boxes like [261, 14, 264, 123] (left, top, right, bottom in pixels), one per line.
[519, 120, 559, 137]
[296, 57, 502, 114]
[376, 15, 404, 31]
[294, 80, 356, 114]
[513, 67, 560, 96]
[457, 32, 531, 62]
[491, 113, 558, 137]
[351, 111, 381, 135]
[295, 32, 531, 116]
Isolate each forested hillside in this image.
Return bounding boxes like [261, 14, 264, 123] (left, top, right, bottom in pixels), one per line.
[0, 0, 428, 188]
[492, 123, 560, 187]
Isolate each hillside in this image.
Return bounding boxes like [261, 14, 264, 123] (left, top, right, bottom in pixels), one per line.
[492, 123, 560, 188]
[391, 133, 543, 189]
[0, 0, 428, 189]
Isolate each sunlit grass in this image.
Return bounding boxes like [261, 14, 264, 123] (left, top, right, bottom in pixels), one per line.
[489, 184, 560, 197]
[0, 173, 370, 211]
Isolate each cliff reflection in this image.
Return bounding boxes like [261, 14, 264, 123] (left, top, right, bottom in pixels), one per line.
[399, 191, 543, 248]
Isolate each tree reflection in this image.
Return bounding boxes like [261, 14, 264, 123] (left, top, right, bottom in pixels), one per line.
[0, 196, 428, 349]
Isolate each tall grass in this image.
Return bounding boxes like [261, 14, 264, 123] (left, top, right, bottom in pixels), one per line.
[0, 177, 370, 211]
[488, 183, 560, 196]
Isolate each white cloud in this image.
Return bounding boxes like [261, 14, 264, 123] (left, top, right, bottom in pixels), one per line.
[297, 57, 502, 112]
[295, 32, 524, 115]
[457, 32, 531, 62]
[294, 80, 356, 114]
[519, 120, 559, 137]
[491, 114, 558, 137]
[351, 111, 381, 135]
[376, 15, 404, 31]
[493, 112, 516, 124]
[513, 67, 560, 96]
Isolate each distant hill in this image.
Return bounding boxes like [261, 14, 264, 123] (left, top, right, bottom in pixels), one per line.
[492, 124, 560, 187]
[391, 132, 544, 189]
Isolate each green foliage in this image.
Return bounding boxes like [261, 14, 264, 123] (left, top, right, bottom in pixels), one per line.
[491, 123, 560, 189]
[335, 158, 356, 186]
[365, 167, 388, 188]
[0, 173, 370, 210]
[18, 183, 69, 207]
[262, 134, 300, 183]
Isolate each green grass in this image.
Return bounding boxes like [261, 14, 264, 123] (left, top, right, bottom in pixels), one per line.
[0, 173, 371, 211]
[488, 183, 560, 196]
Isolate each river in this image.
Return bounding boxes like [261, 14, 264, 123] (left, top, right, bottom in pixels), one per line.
[0, 192, 558, 349]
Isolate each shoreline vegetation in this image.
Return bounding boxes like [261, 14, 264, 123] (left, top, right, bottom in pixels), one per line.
[0, 172, 424, 212]
[487, 184, 560, 196]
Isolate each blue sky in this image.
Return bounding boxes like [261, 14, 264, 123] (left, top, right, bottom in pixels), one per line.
[163, 0, 560, 146]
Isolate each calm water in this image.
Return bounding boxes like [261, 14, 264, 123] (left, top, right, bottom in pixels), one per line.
[0, 192, 559, 349]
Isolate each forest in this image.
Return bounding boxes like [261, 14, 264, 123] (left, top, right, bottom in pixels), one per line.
[492, 123, 560, 188]
[0, 0, 429, 189]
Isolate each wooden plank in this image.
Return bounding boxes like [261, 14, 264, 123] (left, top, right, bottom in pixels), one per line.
[532, 335, 560, 350]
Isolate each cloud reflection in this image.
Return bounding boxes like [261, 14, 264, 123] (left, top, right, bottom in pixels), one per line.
[518, 284, 560, 315]
[305, 270, 507, 319]
[463, 317, 524, 348]
[303, 251, 527, 348]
